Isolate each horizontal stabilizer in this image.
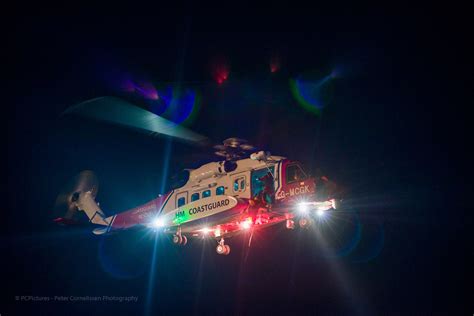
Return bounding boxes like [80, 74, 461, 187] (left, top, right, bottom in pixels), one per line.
[53, 217, 81, 226]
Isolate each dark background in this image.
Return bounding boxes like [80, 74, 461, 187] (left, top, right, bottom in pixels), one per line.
[5, 5, 472, 315]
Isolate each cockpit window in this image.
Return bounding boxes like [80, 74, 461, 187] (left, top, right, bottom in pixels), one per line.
[286, 164, 307, 184]
[202, 190, 211, 198]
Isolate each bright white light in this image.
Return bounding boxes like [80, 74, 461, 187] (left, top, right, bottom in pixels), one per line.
[317, 209, 325, 217]
[298, 202, 309, 214]
[202, 227, 211, 234]
[241, 221, 252, 230]
[150, 217, 165, 228]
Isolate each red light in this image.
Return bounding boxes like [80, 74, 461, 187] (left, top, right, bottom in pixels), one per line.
[211, 56, 229, 84]
[149, 91, 159, 100]
[270, 54, 281, 73]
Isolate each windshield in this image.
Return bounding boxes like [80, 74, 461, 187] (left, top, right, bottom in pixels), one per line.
[286, 164, 307, 184]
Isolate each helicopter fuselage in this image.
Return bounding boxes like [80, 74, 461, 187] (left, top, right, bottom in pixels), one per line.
[96, 155, 324, 237]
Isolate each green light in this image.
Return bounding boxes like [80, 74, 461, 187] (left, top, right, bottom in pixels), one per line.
[172, 206, 191, 225]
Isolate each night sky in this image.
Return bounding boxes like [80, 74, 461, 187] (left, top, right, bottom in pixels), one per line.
[5, 6, 472, 315]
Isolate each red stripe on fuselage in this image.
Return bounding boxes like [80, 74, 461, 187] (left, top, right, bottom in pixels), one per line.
[111, 191, 172, 229]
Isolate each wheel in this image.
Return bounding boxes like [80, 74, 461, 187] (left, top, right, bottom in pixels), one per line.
[181, 235, 187, 246]
[172, 234, 182, 244]
[299, 217, 312, 229]
[224, 245, 231, 255]
[216, 244, 227, 255]
[286, 219, 295, 230]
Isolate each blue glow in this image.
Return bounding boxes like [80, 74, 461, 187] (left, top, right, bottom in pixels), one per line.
[351, 222, 385, 263]
[321, 211, 362, 259]
[97, 237, 146, 280]
[295, 75, 331, 109]
[162, 87, 198, 124]
[148, 85, 200, 125]
[144, 233, 159, 316]
[289, 71, 335, 115]
[144, 131, 174, 315]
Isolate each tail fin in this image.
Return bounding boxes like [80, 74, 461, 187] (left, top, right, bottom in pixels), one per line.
[54, 191, 110, 226]
[75, 191, 110, 226]
[53, 170, 111, 227]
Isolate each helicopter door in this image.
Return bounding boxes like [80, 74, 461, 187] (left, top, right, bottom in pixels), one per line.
[251, 167, 275, 198]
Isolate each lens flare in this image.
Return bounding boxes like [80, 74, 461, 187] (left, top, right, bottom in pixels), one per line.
[351, 221, 385, 263]
[137, 82, 159, 100]
[240, 217, 252, 230]
[270, 54, 281, 73]
[150, 217, 165, 229]
[241, 221, 252, 229]
[298, 202, 309, 214]
[319, 210, 362, 259]
[211, 57, 230, 85]
[289, 71, 335, 115]
[158, 86, 201, 125]
[98, 236, 146, 280]
[122, 79, 159, 100]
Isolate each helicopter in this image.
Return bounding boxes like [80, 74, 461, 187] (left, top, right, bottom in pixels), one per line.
[54, 97, 340, 255]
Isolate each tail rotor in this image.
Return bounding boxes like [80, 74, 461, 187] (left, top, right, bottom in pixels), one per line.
[53, 170, 99, 224]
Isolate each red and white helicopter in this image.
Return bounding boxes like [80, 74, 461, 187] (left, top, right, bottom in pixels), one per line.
[54, 97, 340, 255]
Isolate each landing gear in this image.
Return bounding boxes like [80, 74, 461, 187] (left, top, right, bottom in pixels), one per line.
[286, 219, 295, 229]
[172, 228, 187, 246]
[216, 238, 230, 255]
[172, 234, 187, 245]
[299, 217, 313, 229]
[172, 234, 181, 244]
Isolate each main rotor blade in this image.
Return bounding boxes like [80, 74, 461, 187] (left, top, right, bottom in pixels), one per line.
[63, 96, 209, 145]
